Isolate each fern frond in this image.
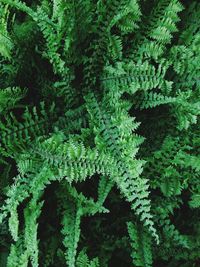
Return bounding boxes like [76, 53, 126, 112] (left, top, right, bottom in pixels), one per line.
[7, 199, 43, 267]
[161, 218, 190, 249]
[127, 222, 153, 267]
[0, 3, 13, 59]
[0, 87, 26, 113]
[133, 92, 176, 110]
[32, 133, 116, 182]
[101, 61, 172, 95]
[129, 0, 184, 60]
[76, 249, 100, 267]
[85, 92, 159, 242]
[189, 191, 200, 208]
[0, 0, 35, 18]
[0, 102, 56, 155]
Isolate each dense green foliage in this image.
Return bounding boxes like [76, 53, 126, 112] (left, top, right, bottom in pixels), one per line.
[0, 0, 199, 266]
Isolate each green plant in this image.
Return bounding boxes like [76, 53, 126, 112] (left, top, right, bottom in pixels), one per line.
[0, 0, 199, 266]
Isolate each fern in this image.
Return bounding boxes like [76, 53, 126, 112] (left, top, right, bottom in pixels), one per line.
[0, 0, 199, 266]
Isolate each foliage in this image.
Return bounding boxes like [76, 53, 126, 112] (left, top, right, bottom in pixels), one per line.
[0, 0, 199, 266]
